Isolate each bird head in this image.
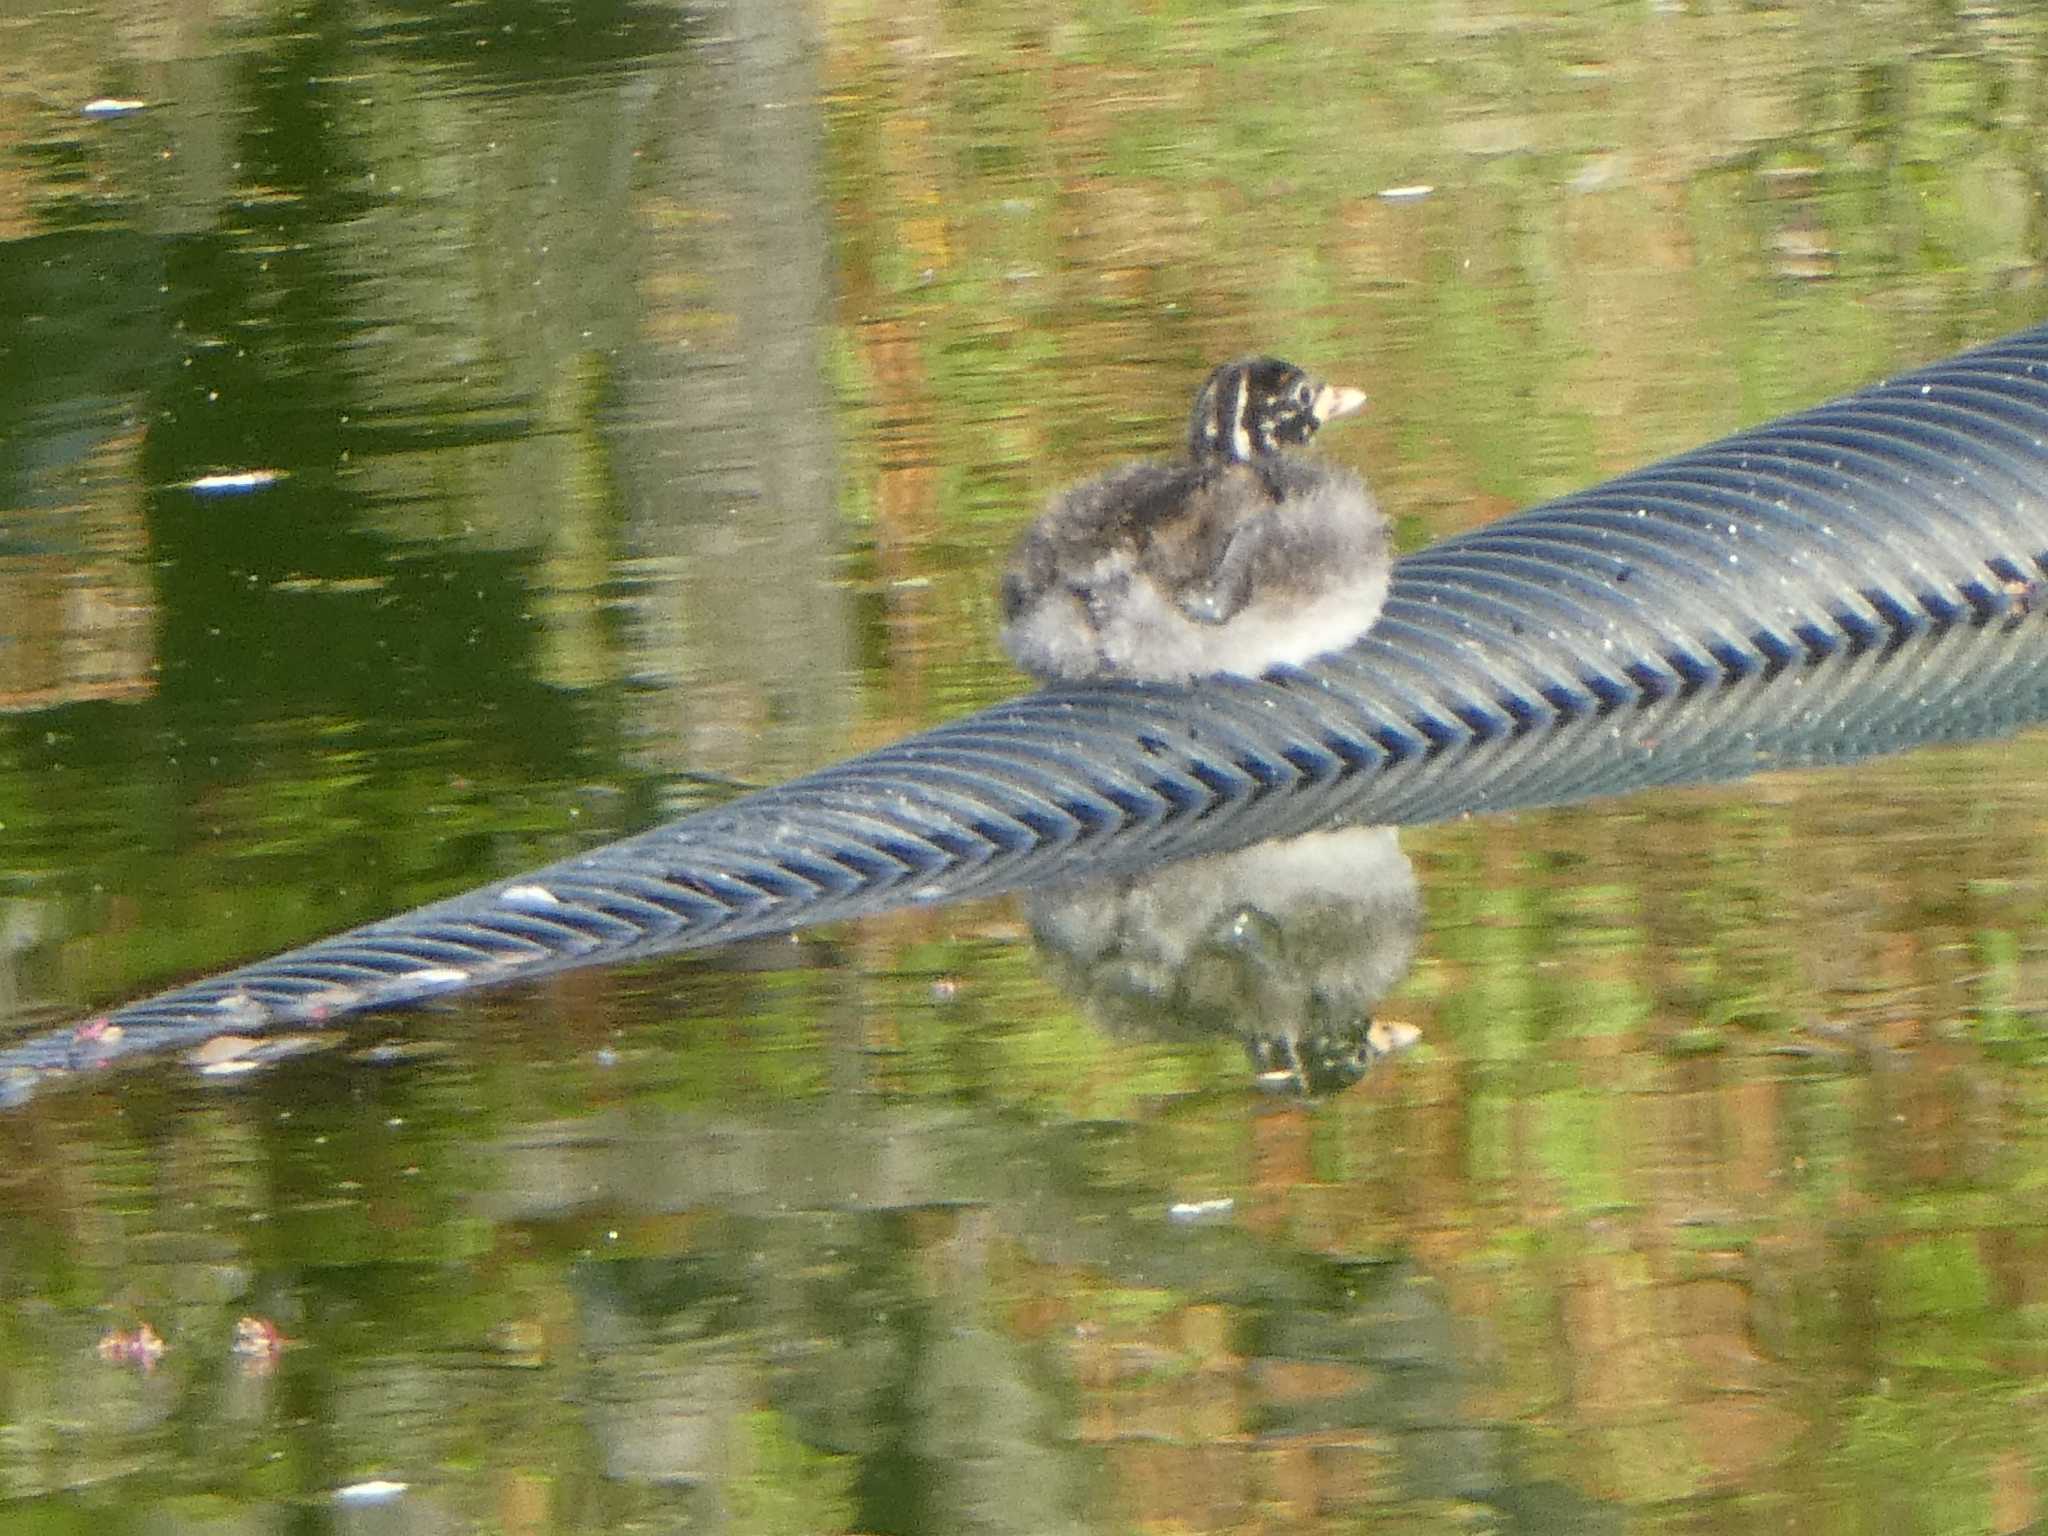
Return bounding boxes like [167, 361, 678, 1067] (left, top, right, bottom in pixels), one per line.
[1187, 356, 1367, 462]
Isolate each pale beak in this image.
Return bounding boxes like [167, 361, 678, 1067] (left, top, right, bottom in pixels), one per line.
[1314, 384, 1369, 424]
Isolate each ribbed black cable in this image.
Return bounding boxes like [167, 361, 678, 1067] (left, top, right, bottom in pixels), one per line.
[15, 321, 2048, 1068]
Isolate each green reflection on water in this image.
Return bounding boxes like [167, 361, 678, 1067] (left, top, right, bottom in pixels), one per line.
[2, 0, 2048, 1531]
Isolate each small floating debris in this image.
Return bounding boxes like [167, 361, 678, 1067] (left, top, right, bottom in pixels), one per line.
[500, 883, 561, 909]
[178, 469, 290, 496]
[1166, 1198, 1235, 1226]
[189, 1056, 260, 1081]
[97, 1322, 167, 1370]
[187, 1032, 338, 1077]
[331, 1481, 410, 1506]
[348, 1038, 454, 1068]
[232, 1315, 293, 1369]
[79, 97, 150, 119]
[1377, 183, 1435, 202]
[271, 575, 389, 595]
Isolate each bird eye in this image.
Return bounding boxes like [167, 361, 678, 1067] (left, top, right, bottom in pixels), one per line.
[1293, 382, 1315, 407]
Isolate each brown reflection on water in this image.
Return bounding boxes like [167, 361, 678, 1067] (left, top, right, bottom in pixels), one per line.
[616, 1, 851, 787]
[3, 784, 2048, 1533]
[0, 424, 153, 713]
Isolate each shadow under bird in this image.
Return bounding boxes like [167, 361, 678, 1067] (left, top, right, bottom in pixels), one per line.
[999, 356, 1384, 683]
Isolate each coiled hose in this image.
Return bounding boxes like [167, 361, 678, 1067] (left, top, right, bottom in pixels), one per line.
[20, 321, 2048, 1071]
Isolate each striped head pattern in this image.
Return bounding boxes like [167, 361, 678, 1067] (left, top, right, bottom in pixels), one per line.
[1187, 357, 1368, 463]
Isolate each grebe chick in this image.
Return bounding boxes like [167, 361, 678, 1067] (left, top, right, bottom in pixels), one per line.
[999, 355, 1386, 684]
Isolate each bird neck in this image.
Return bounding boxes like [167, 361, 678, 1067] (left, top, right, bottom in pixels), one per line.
[1186, 446, 1289, 502]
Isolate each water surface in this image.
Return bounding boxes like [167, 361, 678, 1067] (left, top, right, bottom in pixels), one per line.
[4, 1, 2048, 1530]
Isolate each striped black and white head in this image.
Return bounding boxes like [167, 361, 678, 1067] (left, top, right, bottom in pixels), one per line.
[1187, 356, 1368, 463]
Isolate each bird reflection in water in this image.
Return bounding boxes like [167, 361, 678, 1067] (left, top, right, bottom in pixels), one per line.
[1025, 824, 1420, 1096]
